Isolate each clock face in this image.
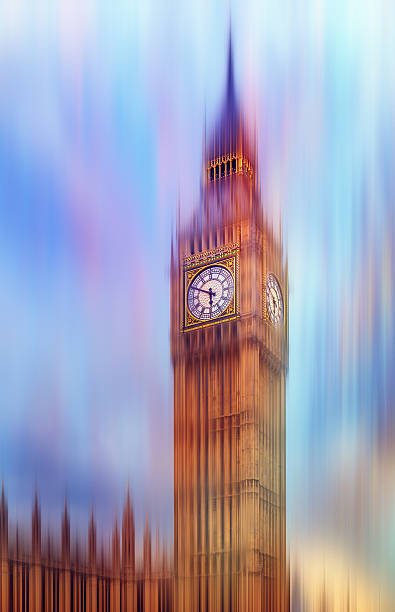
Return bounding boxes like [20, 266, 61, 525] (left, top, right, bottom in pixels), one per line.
[266, 274, 284, 325]
[187, 265, 234, 321]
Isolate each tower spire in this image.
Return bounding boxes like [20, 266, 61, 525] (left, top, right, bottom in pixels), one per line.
[226, 25, 235, 103]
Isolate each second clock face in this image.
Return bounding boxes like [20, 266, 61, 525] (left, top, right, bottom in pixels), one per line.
[266, 274, 284, 325]
[187, 265, 234, 321]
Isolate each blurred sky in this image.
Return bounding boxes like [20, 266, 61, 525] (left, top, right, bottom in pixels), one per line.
[0, 0, 394, 574]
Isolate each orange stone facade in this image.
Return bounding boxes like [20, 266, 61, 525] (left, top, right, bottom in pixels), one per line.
[171, 39, 288, 612]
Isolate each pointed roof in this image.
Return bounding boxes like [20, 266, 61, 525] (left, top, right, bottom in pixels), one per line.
[226, 28, 236, 107]
[206, 29, 254, 167]
[88, 508, 96, 566]
[122, 486, 135, 569]
[122, 484, 134, 525]
[89, 507, 95, 531]
[0, 482, 6, 513]
[0, 482, 7, 545]
[32, 489, 41, 557]
[143, 513, 151, 574]
[61, 498, 70, 562]
[32, 489, 40, 525]
[62, 496, 69, 523]
[144, 513, 150, 538]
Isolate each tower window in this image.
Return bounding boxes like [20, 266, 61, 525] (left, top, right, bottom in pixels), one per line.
[227, 160, 230, 175]
[221, 163, 225, 177]
[232, 158, 236, 172]
[210, 167, 214, 181]
[215, 165, 219, 179]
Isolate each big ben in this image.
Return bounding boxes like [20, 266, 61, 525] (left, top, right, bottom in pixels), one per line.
[171, 37, 288, 612]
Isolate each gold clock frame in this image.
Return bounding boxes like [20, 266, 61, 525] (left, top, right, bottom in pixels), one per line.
[183, 244, 239, 331]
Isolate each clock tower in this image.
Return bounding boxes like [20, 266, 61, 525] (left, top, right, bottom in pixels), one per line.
[171, 37, 288, 612]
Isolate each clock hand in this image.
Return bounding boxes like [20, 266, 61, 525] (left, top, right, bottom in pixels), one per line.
[190, 286, 216, 297]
